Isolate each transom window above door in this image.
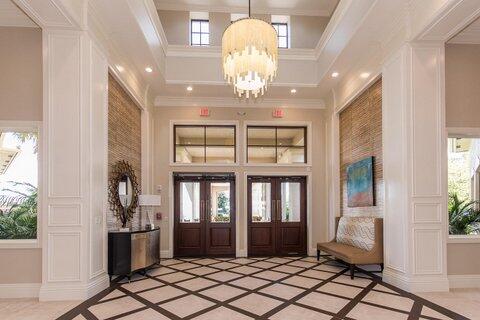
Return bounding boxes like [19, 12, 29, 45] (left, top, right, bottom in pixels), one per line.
[246, 126, 307, 164]
[174, 125, 236, 164]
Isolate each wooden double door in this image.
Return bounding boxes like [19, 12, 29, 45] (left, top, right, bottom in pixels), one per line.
[248, 176, 307, 256]
[174, 173, 235, 257]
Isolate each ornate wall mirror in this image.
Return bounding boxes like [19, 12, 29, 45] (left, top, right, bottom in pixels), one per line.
[108, 160, 139, 228]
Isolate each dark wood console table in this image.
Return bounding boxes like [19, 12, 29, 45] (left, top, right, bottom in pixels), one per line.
[108, 227, 160, 280]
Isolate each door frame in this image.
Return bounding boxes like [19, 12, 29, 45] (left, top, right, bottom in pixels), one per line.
[243, 171, 313, 256]
[167, 171, 241, 258]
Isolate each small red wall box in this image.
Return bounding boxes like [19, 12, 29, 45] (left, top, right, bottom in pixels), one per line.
[199, 107, 210, 117]
[273, 108, 284, 118]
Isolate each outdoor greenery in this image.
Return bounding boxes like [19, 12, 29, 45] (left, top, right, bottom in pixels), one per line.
[448, 193, 480, 235]
[0, 182, 37, 239]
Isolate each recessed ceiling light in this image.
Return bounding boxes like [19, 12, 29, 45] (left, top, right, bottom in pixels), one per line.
[360, 72, 370, 79]
[187, 86, 193, 91]
[116, 65, 124, 72]
[331, 72, 339, 78]
[145, 67, 153, 73]
[290, 89, 297, 94]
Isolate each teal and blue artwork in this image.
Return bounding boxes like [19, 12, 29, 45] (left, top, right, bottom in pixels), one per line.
[347, 157, 374, 207]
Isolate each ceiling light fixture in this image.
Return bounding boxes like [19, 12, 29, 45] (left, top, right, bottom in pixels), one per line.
[222, 0, 278, 99]
[145, 67, 153, 73]
[186, 86, 193, 91]
[360, 72, 370, 79]
[290, 89, 297, 94]
[331, 72, 339, 78]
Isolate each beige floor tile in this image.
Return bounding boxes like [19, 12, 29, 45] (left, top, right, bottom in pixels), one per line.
[117, 308, 170, 320]
[73, 315, 87, 320]
[148, 266, 175, 276]
[420, 306, 452, 320]
[287, 260, 317, 268]
[99, 289, 126, 301]
[272, 265, 304, 274]
[250, 261, 279, 269]
[0, 299, 80, 320]
[230, 265, 263, 275]
[373, 284, 401, 295]
[265, 257, 291, 264]
[160, 259, 183, 266]
[299, 269, 335, 280]
[199, 284, 246, 302]
[188, 266, 218, 276]
[259, 283, 305, 300]
[194, 258, 220, 265]
[230, 258, 256, 265]
[333, 274, 372, 287]
[300, 256, 324, 262]
[347, 302, 409, 320]
[169, 262, 198, 271]
[418, 289, 479, 320]
[122, 278, 163, 293]
[297, 292, 349, 313]
[156, 271, 194, 283]
[269, 305, 332, 320]
[137, 285, 186, 304]
[210, 262, 238, 270]
[317, 282, 362, 299]
[314, 264, 346, 273]
[229, 276, 271, 290]
[255, 270, 289, 281]
[362, 290, 413, 312]
[88, 296, 145, 319]
[192, 306, 253, 320]
[160, 295, 215, 318]
[206, 271, 243, 282]
[229, 293, 283, 316]
[176, 278, 218, 291]
[281, 275, 322, 288]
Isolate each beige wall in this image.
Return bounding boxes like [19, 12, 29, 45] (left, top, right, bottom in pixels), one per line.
[0, 27, 42, 121]
[445, 43, 480, 276]
[0, 27, 42, 284]
[157, 10, 326, 49]
[446, 44, 480, 128]
[152, 107, 328, 254]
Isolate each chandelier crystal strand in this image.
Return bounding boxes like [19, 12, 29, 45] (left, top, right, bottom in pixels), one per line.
[222, 15, 278, 98]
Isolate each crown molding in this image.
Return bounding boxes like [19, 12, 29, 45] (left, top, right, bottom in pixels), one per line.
[153, 1, 333, 17]
[166, 45, 317, 61]
[154, 96, 325, 109]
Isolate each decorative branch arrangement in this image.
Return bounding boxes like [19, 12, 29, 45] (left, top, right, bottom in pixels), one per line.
[108, 160, 139, 228]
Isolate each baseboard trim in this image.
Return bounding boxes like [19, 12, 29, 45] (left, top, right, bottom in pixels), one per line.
[383, 268, 449, 292]
[160, 250, 172, 259]
[39, 273, 109, 301]
[0, 283, 41, 298]
[449, 274, 480, 288]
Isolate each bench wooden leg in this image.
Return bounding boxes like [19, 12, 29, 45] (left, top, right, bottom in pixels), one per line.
[350, 264, 355, 279]
[317, 249, 320, 261]
[380, 263, 384, 272]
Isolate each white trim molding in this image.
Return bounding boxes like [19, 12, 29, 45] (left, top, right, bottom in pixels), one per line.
[448, 274, 480, 289]
[0, 283, 41, 299]
[448, 235, 480, 244]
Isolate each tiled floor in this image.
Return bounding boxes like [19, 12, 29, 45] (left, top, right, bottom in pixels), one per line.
[54, 255, 470, 320]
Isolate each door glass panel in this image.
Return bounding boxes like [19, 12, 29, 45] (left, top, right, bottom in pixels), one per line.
[210, 182, 230, 223]
[251, 182, 271, 222]
[179, 182, 201, 223]
[281, 182, 301, 222]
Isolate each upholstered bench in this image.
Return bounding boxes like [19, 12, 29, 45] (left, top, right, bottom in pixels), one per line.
[317, 216, 383, 279]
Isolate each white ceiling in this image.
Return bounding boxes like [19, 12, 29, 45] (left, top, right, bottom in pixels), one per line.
[154, 0, 339, 17]
[449, 17, 480, 44]
[0, 1, 37, 28]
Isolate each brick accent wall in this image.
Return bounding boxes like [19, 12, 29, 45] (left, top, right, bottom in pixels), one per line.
[108, 73, 142, 229]
[339, 78, 383, 217]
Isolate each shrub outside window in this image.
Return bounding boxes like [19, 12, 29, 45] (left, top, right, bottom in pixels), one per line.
[0, 130, 38, 240]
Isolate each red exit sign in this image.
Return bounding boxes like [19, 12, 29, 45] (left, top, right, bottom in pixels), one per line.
[199, 107, 209, 117]
[273, 109, 284, 118]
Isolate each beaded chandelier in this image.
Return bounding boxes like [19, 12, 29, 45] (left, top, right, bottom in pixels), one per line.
[221, 1, 278, 98]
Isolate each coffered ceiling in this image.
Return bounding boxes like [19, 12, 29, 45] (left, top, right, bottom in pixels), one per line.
[154, 0, 339, 17]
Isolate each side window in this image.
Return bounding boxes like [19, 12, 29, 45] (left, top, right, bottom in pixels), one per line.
[191, 19, 209, 46]
[272, 22, 289, 48]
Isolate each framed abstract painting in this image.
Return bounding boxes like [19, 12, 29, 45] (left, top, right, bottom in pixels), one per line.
[347, 156, 374, 207]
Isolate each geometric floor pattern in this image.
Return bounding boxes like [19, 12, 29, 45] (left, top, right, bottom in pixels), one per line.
[58, 255, 469, 320]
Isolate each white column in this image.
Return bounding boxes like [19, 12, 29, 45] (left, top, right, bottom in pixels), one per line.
[39, 30, 109, 301]
[382, 43, 449, 292]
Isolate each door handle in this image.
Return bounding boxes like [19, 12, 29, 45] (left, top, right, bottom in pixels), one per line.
[271, 200, 276, 222]
[277, 200, 281, 221]
[200, 200, 205, 221]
